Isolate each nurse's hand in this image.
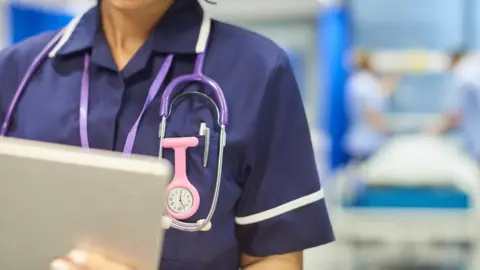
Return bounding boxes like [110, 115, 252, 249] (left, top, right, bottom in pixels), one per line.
[50, 250, 132, 270]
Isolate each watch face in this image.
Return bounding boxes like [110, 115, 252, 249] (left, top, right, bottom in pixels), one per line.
[167, 187, 194, 214]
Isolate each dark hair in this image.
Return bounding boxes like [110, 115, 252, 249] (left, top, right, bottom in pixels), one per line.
[452, 50, 466, 59]
[356, 50, 371, 71]
[451, 50, 466, 66]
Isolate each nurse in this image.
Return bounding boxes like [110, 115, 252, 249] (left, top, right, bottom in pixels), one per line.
[429, 51, 480, 160]
[0, 0, 334, 269]
[344, 51, 399, 161]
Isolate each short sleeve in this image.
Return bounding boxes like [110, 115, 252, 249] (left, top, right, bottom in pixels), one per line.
[235, 52, 335, 257]
[0, 32, 56, 120]
[358, 79, 383, 110]
[0, 47, 20, 121]
[362, 84, 383, 110]
[347, 74, 384, 115]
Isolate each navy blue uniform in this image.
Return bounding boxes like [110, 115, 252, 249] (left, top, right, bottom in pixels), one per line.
[0, 1, 334, 269]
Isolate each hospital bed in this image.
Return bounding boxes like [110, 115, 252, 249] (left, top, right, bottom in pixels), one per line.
[330, 135, 480, 269]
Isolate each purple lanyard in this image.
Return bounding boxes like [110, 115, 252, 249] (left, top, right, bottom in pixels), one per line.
[0, 25, 174, 155]
[80, 54, 174, 155]
[1, 30, 229, 156]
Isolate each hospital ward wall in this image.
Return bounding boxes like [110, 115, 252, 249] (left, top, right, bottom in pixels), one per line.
[349, 0, 466, 115]
[0, 0, 7, 48]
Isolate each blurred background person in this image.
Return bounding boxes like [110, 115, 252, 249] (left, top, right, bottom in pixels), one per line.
[344, 51, 400, 161]
[427, 51, 480, 161]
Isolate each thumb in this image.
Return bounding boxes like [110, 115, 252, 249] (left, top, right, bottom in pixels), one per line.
[50, 258, 80, 270]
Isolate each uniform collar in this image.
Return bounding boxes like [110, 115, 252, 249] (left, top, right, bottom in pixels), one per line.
[55, 0, 204, 57]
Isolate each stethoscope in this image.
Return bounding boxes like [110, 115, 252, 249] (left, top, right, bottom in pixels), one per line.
[0, 10, 227, 233]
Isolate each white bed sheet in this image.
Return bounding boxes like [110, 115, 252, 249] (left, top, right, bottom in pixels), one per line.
[360, 135, 480, 201]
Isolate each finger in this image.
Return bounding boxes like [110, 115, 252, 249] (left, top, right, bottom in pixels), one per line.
[68, 250, 102, 268]
[68, 250, 130, 270]
[50, 258, 79, 270]
[68, 250, 88, 265]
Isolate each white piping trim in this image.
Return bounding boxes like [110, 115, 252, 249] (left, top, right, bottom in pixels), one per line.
[235, 189, 325, 226]
[48, 12, 85, 58]
[195, 10, 211, 53]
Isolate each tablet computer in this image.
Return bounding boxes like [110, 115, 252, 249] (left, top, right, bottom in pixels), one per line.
[0, 137, 171, 270]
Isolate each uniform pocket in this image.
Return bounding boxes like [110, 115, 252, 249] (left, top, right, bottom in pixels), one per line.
[162, 133, 240, 220]
[160, 132, 241, 263]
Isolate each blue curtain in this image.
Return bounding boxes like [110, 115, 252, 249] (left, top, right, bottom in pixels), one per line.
[7, 3, 73, 44]
[317, 5, 351, 170]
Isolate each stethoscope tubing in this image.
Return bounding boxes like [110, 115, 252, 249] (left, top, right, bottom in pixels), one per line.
[0, 22, 229, 232]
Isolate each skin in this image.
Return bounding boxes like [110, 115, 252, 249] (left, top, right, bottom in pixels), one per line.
[50, 1, 304, 269]
[100, 0, 174, 70]
[241, 253, 303, 270]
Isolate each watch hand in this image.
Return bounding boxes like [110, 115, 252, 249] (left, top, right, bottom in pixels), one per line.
[179, 196, 185, 208]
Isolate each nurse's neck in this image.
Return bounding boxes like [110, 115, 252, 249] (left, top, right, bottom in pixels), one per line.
[100, 0, 174, 70]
